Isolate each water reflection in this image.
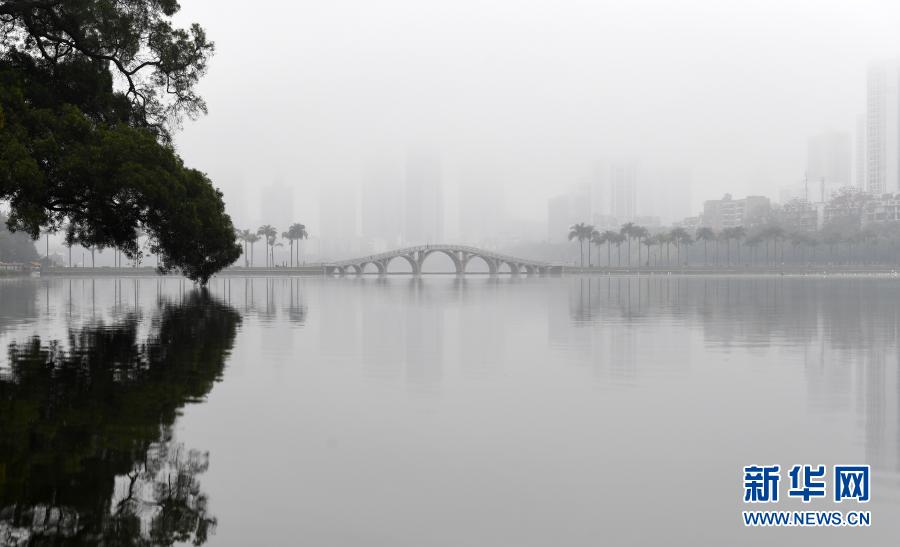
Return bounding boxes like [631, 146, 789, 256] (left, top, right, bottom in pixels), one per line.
[3, 275, 900, 544]
[564, 276, 900, 490]
[0, 290, 240, 545]
[0, 281, 38, 336]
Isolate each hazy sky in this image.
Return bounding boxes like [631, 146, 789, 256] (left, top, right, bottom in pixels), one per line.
[172, 0, 900, 231]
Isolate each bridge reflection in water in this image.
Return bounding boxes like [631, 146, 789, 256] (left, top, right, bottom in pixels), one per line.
[324, 245, 554, 276]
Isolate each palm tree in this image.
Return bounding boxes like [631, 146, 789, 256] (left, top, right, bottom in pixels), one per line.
[658, 232, 672, 265]
[288, 223, 309, 267]
[61, 222, 75, 267]
[744, 233, 762, 265]
[591, 230, 608, 268]
[587, 229, 600, 267]
[246, 233, 261, 267]
[257, 225, 277, 267]
[823, 231, 841, 263]
[721, 227, 735, 265]
[731, 226, 746, 264]
[620, 222, 636, 266]
[642, 235, 657, 266]
[773, 226, 786, 264]
[806, 233, 819, 262]
[669, 227, 692, 266]
[600, 230, 618, 266]
[236, 229, 253, 266]
[613, 232, 626, 266]
[787, 232, 800, 263]
[695, 227, 715, 265]
[568, 223, 594, 267]
[40, 226, 55, 260]
[267, 234, 277, 266]
[632, 226, 649, 268]
[281, 230, 293, 267]
[761, 225, 785, 266]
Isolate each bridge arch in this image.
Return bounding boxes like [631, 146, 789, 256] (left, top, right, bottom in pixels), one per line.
[384, 254, 418, 274]
[463, 254, 498, 274]
[361, 261, 384, 275]
[419, 249, 463, 274]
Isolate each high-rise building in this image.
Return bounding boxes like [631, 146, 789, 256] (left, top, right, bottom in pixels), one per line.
[609, 161, 638, 222]
[259, 182, 294, 231]
[458, 176, 504, 247]
[403, 148, 443, 245]
[361, 162, 403, 252]
[867, 61, 900, 195]
[641, 165, 692, 224]
[807, 131, 851, 196]
[319, 184, 359, 259]
[547, 187, 591, 244]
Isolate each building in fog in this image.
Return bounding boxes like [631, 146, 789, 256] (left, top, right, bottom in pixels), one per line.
[361, 163, 403, 252]
[609, 161, 638, 222]
[259, 182, 294, 231]
[678, 216, 702, 231]
[807, 131, 851, 195]
[404, 149, 443, 245]
[458, 175, 505, 248]
[701, 194, 770, 231]
[634, 165, 693, 224]
[319, 185, 359, 259]
[867, 61, 900, 195]
[856, 113, 866, 189]
[779, 199, 822, 233]
[862, 193, 900, 224]
[547, 187, 591, 243]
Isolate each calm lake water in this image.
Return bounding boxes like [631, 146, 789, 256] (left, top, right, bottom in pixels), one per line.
[1, 275, 900, 546]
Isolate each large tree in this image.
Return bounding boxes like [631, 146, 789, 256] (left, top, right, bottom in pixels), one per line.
[0, 0, 240, 283]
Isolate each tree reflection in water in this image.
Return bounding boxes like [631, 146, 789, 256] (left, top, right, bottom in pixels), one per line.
[0, 290, 240, 546]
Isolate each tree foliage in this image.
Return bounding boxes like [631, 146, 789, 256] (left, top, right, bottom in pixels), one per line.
[0, 0, 239, 283]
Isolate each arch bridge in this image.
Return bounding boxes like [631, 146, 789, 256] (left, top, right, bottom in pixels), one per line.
[324, 245, 552, 276]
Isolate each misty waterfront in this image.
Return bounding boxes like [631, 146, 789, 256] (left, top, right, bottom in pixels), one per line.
[0, 275, 898, 546]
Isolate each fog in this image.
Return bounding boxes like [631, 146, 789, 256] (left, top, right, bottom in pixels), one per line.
[163, 0, 900, 260]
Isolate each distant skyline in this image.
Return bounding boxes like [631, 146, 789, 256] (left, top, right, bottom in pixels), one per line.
[173, 3, 899, 203]
[26, 0, 900, 255]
